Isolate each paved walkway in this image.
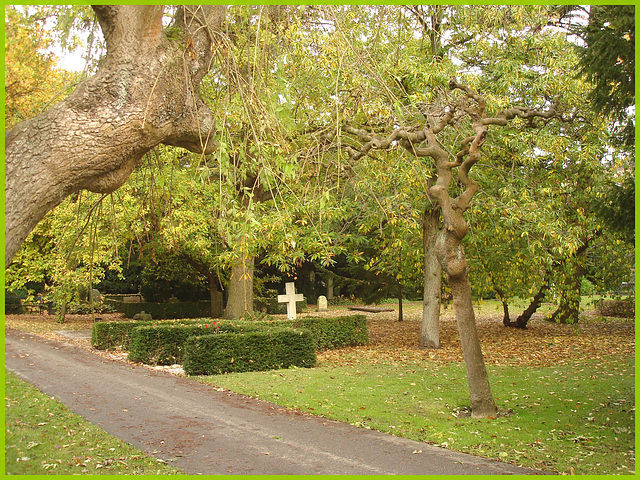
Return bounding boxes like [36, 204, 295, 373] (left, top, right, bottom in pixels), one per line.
[5, 329, 549, 475]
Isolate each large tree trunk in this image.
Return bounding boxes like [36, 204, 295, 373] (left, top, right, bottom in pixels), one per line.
[5, 5, 227, 267]
[224, 254, 255, 319]
[420, 206, 441, 348]
[427, 102, 498, 418]
[436, 229, 498, 418]
[449, 271, 496, 418]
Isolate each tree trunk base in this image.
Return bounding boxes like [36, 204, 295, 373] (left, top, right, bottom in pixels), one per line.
[504, 316, 529, 329]
[470, 406, 498, 419]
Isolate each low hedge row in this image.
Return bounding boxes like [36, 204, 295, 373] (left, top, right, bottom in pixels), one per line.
[91, 319, 151, 350]
[293, 315, 367, 350]
[183, 328, 317, 375]
[127, 321, 258, 365]
[91, 318, 203, 350]
[91, 314, 368, 374]
[93, 315, 367, 353]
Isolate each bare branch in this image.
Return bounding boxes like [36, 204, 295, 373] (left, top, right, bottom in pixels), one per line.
[342, 78, 559, 228]
[484, 104, 558, 127]
[449, 78, 486, 112]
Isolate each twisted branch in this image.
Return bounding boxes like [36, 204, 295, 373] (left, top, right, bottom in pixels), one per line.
[343, 78, 559, 240]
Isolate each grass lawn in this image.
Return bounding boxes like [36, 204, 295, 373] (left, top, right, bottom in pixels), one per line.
[4, 372, 183, 475]
[197, 354, 634, 475]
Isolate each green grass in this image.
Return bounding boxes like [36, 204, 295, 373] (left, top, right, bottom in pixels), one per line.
[4, 371, 183, 475]
[195, 355, 635, 475]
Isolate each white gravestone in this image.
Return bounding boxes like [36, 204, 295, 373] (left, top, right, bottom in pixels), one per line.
[317, 295, 328, 312]
[278, 282, 304, 320]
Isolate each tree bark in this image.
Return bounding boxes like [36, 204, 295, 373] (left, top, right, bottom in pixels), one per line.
[449, 268, 497, 417]
[224, 254, 254, 319]
[5, 5, 227, 267]
[501, 299, 510, 326]
[494, 287, 511, 327]
[420, 206, 441, 348]
[397, 282, 403, 322]
[436, 228, 498, 418]
[510, 280, 549, 328]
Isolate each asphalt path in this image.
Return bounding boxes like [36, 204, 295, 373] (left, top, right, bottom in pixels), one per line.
[5, 329, 549, 475]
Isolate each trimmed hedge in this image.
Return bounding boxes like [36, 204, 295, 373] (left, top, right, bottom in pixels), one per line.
[293, 315, 367, 350]
[91, 318, 229, 352]
[5, 290, 27, 314]
[183, 328, 317, 375]
[127, 321, 253, 365]
[91, 320, 153, 350]
[91, 318, 205, 350]
[91, 314, 369, 374]
[123, 315, 367, 366]
[92, 315, 368, 353]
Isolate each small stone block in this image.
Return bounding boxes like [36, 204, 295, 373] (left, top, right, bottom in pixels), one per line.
[317, 295, 328, 311]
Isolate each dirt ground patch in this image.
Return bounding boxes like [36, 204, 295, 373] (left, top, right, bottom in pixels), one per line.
[4, 306, 634, 370]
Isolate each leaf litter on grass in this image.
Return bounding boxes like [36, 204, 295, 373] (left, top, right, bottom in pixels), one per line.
[318, 308, 634, 369]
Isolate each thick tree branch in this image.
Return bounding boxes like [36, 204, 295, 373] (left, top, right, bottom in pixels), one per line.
[5, 4, 228, 267]
[93, 5, 165, 61]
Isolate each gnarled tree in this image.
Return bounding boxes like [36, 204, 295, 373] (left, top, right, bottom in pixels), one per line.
[344, 79, 557, 418]
[5, 5, 227, 267]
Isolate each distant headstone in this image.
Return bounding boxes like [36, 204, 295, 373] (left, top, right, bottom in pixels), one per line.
[133, 311, 152, 321]
[90, 289, 101, 304]
[123, 295, 142, 303]
[277, 282, 304, 320]
[317, 295, 328, 312]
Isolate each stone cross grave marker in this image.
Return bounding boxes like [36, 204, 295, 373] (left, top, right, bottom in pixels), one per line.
[317, 295, 328, 312]
[278, 282, 304, 320]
